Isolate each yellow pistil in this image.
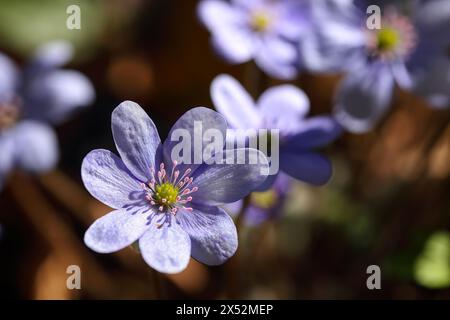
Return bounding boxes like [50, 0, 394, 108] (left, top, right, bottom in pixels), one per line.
[251, 189, 278, 209]
[377, 27, 400, 52]
[251, 11, 271, 32]
[154, 182, 179, 207]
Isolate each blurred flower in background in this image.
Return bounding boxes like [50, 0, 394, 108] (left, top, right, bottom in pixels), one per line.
[82, 101, 268, 273]
[414, 51, 450, 110]
[211, 74, 342, 190]
[226, 172, 292, 226]
[198, 0, 311, 79]
[301, 0, 450, 133]
[0, 41, 94, 189]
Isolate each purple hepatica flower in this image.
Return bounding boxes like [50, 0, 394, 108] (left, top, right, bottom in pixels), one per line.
[414, 56, 450, 109]
[301, 0, 450, 133]
[0, 41, 95, 189]
[211, 74, 342, 190]
[198, 0, 311, 80]
[82, 101, 268, 273]
[226, 172, 291, 226]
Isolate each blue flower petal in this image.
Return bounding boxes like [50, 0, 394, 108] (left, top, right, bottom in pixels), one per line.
[284, 116, 342, 150]
[198, 0, 244, 34]
[414, 56, 450, 109]
[254, 172, 278, 191]
[178, 204, 237, 266]
[112, 101, 161, 183]
[257, 84, 310, 131]
[139, 216, 191, 274]
[391, 60, 413, 90]
[334, 63, 394, 133]
[198, 0, 254, 63]
[84, 208, 151, 254]
[12, 120, 58, 173]
[163, 107, 227, 173]
[0, 53, 19, 102]
[280, 151, 332, 185]
[24, 70, 95, 124]
[81, 149, 144, 210]
[416, 0, 450, 46]
[211, 74, 261, 129]
[30, 41, 74, 70]
[274, 0, 310, 40]
[192, 148, 269, 204]
[254, 35, 298, 80]
[231, 0, 265, 10]
[223, 199, 243, 217]
[299, 6, 365, 74]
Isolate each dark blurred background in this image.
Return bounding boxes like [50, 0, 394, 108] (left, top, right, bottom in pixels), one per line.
[0, 0, 449, 299]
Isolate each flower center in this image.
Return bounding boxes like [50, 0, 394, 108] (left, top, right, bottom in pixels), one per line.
[154, 182, 179, 206]
[251, 189, 278, 209]
[376, 28, 400, 52]
[0, 103, 20, 131]
[250, 10, 271, 32]
[141, 161, 198, 215]
[366, 12, 417, 60]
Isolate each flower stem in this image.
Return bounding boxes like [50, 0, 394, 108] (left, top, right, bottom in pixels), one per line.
[244, 61, 268, 98]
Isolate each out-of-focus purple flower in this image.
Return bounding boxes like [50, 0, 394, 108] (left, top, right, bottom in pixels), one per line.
[300, 0, 450, 133]
[82, 101, 268, 273]
[414, 56, 450, 109]
[0, 41, 95, 189]
[211, 74, 342, 190]
[226, 172, 291, 226]
[198, 0, 311, 80]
